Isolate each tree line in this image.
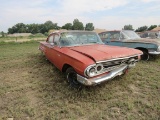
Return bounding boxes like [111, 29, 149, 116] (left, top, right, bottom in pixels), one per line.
[1, 19, 160, 35]
[123, 24, 160, 32]
[7, 19, 94, 34]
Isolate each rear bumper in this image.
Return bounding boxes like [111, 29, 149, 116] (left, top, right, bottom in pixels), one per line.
[149, 51, 160, 55]
[77, 65, 128, 86]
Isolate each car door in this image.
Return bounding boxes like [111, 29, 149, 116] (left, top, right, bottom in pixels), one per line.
[120, 32, 135, 48]
[46, 33, 63, 70]
[44, 34, 55, 60]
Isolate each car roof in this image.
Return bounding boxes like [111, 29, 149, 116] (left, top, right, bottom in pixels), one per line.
[50, 30, 96, 35]
[99, 30, 120, 34]
[99, 30, 135, 34]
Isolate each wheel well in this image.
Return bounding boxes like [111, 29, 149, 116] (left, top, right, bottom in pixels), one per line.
[135, 47, 148, 53]
[62, 64, 72, 73]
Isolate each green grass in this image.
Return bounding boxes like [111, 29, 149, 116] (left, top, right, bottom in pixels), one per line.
[0, 35, 46, 42]
[0, 41, 160, 120]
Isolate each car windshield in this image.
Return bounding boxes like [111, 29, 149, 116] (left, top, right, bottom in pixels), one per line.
[60, 31, 103, 46]
[121, 30, 141, 39]
[148, 32, 158, 38]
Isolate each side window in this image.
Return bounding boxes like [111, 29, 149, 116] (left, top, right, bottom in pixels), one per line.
[120, 32, 126, 40]
[105, 33, 110, 39]
[54, 34, 59, 45]
[99, 33, 109, 39]
[48, 35, 54, 43]
[99, 34, 102, 38]
[99, 33, 109, 42]
[113, 33, 120, 39]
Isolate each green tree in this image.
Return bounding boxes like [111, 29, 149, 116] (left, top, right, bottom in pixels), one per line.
[85, 23, 94, 31]
[62, 23, 72, 30]
[135, 26, 148, 32]
[8, 21, 60, 34]
[44, 21, 59, 31]
[26, 24, 39, 34]
[37, 24, 46, 34]
[8, 28, 13, 34]
[15, 23, 26, 33]
[147, 25, 157, 31]
[123, 24, 134, 30]
[8, 23, 27, 33]
[72, 19, 84, 30]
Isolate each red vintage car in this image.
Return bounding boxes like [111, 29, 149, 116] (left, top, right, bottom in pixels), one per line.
[39, 31, 142, 89]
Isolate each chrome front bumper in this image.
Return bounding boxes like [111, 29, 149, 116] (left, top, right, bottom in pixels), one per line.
[77, 65, 128, 86]
[149, 51, 160, 55]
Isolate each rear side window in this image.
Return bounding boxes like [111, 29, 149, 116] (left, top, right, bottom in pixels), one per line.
[54, 34, 59, 45]
[99, 33, 111, 39]
[48, 35, 54, 43]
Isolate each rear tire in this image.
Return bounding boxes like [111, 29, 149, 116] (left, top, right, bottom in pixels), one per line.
[66, 67, 82, 90]
[141, 50, 149, 61]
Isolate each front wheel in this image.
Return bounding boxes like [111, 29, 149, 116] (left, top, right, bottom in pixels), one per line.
[141, 50, 149, 61]
[66, 67, 82, 89]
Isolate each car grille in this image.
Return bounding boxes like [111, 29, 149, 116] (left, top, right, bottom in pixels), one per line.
[101, 56, 138, 72]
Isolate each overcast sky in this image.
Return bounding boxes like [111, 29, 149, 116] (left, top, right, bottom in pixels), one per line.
[0, 0, 160, 32]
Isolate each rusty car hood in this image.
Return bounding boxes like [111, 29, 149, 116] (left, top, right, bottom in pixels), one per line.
[69, 44, 142, 62]
[124, 38, 160, 46]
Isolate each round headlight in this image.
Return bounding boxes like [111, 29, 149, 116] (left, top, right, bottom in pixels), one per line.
[88, 68, 96, 77]
[85, 64, 104, 77]
[86, 67, 96, 77]
[96, 64, 103, 72]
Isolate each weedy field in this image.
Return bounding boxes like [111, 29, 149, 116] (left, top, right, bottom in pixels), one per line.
[0, 35, 46, 42]
[0, 41, 160, 120]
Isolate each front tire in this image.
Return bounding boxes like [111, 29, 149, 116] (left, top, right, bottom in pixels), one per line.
[66, 67, 82, 89]
[141, 50, 149, 61]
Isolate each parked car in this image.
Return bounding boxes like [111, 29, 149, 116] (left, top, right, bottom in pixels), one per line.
[39, 31, 142, 89]
[99, 30, 160, 60]
[140, 31, 160, 39]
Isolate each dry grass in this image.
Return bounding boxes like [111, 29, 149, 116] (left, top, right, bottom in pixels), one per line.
[0, 41, 160, 120]
[0, 36, 46, 42]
